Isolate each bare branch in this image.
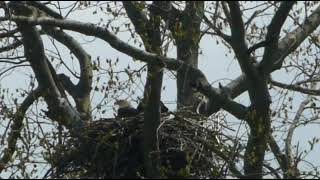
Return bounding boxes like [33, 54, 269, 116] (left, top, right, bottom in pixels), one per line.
[208, 5, 320, 116]
[0, 88, 41, 173]
[15, 19, 82, 131]
[0, 29, 19, 38]
[26, 1, 63, 19]
[7, 14, 249, 120]
[227, 1, 246, 43]
[122, 1, 149, 30]
[221, 2, 231, 24]
[44, 28, 92, 90]
[268, 134, 288, 175]
[260, 2, 296, 71]
[285, 98, 310, 178]
[0, 41, 22, 53]
[227, 1, 257, 79]
[203, 14, 232, 43]
[268, 5, 320, 72]
[270, 79, 320, 96]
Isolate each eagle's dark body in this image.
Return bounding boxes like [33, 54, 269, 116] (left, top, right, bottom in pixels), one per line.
[117, 107, 140, 118]
[115, 99, 169, 118]
[137, 101, 169, 113]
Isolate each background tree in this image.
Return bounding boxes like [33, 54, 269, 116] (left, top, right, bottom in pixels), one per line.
[0, 1, 320, 179]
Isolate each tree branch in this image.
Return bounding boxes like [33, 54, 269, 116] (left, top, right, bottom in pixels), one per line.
[270, 79, 320, 95]
[221, 2, 231, 25]
[0, 88, 41, 173]
[122, 1, 148, 31]
[266, 4, 320, 72]
[227, 1, 246, 43]
[6, 14, 249, 120]
[43, 28, 92, 94]
[203, 14, 232, 43]
[124, 2, 163, 177]
[5, 3, 320, 117]
[260, 2, 296, 71]
[0, 29, 19, 38]
[14, 15, 82, 132]
[227, 1, 257, 79]
[0, 41, 22, 53]
[268, 133, 288, 176]
[26, 1, 63, 19]
[21, 1, 93, 119]
[208, 4, 320, 116]
[285, 97, 310, 178]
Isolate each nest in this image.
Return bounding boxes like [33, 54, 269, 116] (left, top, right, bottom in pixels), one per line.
[49, 110, 230, 178]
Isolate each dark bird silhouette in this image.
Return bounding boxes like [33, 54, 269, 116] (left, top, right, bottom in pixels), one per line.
[137, 100, 169, 113]
[114, 100, 140, 118]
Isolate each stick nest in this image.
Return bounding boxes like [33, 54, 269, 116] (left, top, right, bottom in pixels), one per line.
[49, 110, 231, 178]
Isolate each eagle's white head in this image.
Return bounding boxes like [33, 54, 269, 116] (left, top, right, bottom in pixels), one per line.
[114, 99, 133, 109]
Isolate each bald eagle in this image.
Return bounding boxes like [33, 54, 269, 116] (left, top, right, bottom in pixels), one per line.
[114, 100, 140, 118]
[137, 100, 169, 113]
[114, 99, 169, 118]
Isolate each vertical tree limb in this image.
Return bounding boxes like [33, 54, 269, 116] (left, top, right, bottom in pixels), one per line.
[10, 2, 82, 132]
[123, 1, 164, 177]
[0, 88, 41, 173]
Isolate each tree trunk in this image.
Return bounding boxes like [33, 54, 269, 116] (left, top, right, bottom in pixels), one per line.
[244, 77, 271, 179]
[174, 2, 204, 110]
[176, 41, 199, 109]
[122, 1, 164, 177]
[143, 64, 163, 178]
